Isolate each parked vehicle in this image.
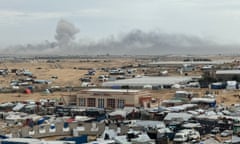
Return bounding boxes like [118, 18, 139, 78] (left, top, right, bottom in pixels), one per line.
[80, 77, 91, 82]
[221, 130, 233, 137]
[173, 129, 200, 143]
[211, 127, 220, 134]
[98, 75, 108, 82]
[173, 131, 188, 143]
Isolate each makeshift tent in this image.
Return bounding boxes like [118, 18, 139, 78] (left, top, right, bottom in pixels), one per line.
[64, 122, 69, 128]
[226, 81, 237, 90]
[143, 85, 152, 90]
[191, 98, 216, 107]
[44, 89, 51, 94]
[50, 124, 55, 129]
[164, 112, 193, 123]
[66, 118, 75, 123]
[109, 110, 127, 120]
[232, 136, 240, 144]
[12, 103, 25, 111]
[24, 88, 31, 94]
[37, 117, 45, 125]
[211, 82, 224, 89]
[171, 84, 181, 89]
[27, 86, 34, 91]
[49, 123, 56, 132]
[199, 138, 220, 144]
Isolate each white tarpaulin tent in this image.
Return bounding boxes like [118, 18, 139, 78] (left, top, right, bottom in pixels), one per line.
[226, 81, 237, 90]
[12, 103, 25, 111]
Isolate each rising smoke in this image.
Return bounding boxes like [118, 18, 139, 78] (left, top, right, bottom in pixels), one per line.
[55, 19, 79, 47]
[0, 20, 238, 56]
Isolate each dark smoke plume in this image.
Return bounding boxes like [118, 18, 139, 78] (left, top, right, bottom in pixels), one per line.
[0, 21, 239, 56]
[55, 19, 79, 47]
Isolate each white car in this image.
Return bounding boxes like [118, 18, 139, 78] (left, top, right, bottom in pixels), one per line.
[221, 130, 233, 137]
[211, 127, 220, 134]
[174, 129, 200, 143]
[173, 132, 188, 142]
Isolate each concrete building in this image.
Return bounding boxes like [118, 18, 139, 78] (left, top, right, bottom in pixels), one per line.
[148, 60, 228, 67]
[215, 70, 240, 81]
[76, 89, 152, 109]
[182, 64, 195, 72]
[102, 76, 197, 88]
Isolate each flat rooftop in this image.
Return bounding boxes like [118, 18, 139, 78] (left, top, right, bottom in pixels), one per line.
[102, 76, 199, 87]
[149, 60, 231, 65]
[216, 70, 240, 75]
[85, 88, 140, 93]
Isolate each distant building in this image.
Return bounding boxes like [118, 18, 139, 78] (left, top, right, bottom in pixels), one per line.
[76, 89, 152, 109]
[215, 70, 240, 81]
[201, 65, 214, 71]
[102, 76, 196, 88]
[148, 61, 227, 67]
[182, 64, 195, 72]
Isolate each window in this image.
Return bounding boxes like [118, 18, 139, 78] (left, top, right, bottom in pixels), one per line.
[79, 98, 85, 106]
[107, 99, 115, 108]
[117, 99, 125, 108]
[98, 99, 105, 108]
[87, 98, 96, 107]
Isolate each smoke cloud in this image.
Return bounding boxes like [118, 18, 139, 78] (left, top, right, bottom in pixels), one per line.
[0, 20, 239, 56]
[55, 19, 79, 47]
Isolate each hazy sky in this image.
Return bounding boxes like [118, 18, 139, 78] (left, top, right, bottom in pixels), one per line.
[0, 0, 240, 47]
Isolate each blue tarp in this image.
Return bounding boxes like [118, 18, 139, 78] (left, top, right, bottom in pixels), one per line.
[37, 118, 45, 125]
[211, 83, 224, 89]
[64, 122, 69, 128]
[96, 115, 106, 122]
[0, 135, 8, 139]
[111, 86, 121, 89]
[61, 135, 88, 144]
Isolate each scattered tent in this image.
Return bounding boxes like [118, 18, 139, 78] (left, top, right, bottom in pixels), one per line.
[24, 88, 31, 94]
[12, 103, 25, 111]
[143, 85, 152, 90]
[199, 138, 220, 144]
[211, 82, 224, 89]
[226, 81, 237, 90]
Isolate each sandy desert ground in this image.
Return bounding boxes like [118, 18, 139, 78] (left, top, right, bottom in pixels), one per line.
[0, 58, 137, 103]
[0, 56, 238, 106]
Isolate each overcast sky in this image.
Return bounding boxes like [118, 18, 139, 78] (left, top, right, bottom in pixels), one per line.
[0, 0, 240, 47]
